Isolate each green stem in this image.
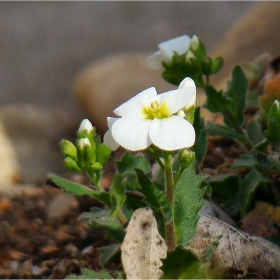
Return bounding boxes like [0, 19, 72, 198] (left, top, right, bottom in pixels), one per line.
[116, 211, 128, 228]
[163, 152, 176, 251]
[145, 146, 165, 170]
[95, 180, 105, 192]
[174, 167, 184, 186]
[223, 109, 253, 151]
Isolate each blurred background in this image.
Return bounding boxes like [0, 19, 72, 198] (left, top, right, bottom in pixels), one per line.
[0, 1, 256, 116]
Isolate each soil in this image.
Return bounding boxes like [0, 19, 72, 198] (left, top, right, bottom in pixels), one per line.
[0, 137, 242, 279]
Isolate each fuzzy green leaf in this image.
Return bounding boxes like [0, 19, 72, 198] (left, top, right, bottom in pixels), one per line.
[206, 122, 246, 143]
[135, 168, 172, 224]
[161, 247, 208, 279]
[110, 173, 126, 218]
[79, 208, 125, 243]
[99, 244, 120, 265]
[204, 85, 230, 113]
[173, 161, 204, 245]
[239, 169, 272, 218]
[231, 154, 258, 169]
[115, 152, 150, 176]
[246, 115, 265, 146]
[225, 65, 248, 127]
[66, 268, 112, 279]
[47, 173, 111, 207]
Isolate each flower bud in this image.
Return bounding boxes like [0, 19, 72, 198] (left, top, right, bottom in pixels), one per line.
[190, 35, 206, 60]
[211, 57, 224, 74]
[60, 139, 77, 160]
[89, 162, 103, 172]
[77, 137, 96, 168]
[179, 149, 195, 169]
[63, 157, 81, 171]
[77, 119, 96, 140]
[201, 56, 213, 76]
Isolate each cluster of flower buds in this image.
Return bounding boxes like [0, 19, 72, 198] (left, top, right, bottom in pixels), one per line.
[60, 119, 111, 175]
[147, 35, 223, 88]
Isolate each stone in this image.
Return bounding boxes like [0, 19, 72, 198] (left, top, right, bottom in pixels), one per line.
[73, 52, 174, 135]
[0, 103, 79, 189]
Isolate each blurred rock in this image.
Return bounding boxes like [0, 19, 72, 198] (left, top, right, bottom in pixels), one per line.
[210, 1, 280, 91]
[73, 52, 174, 135]
[47, 193, 79, 219]
[0, 103, 78, 188]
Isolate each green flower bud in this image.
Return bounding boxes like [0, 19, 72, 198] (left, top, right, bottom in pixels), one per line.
[63, 157, 81, 171]
[89, 162, 103, 172]
[77, 137, 96, 168]
[211, 57, 223, 74]
[96, 143, 112, 164]
[179, 149, 195, 169]
[60, 139, 77, 160]
[190, 35, 206, 60]
[264, 100, 280, 142]
[77, 119, 96, 142]
[201, 56, 213, 76]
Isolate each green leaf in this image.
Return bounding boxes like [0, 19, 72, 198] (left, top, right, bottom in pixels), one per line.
[66, 268, 112, 279]
[135, 168, 172, 224]
[99, 243, 120, 265]
[239, 169, 272, 218]
[193, 107, 207, 165]
[207, 174, 240, 202]
[207, 174, 240, 219]
[204, 85, 230, 113]
[161, 247, 208, 279]
[47, 173, 111, 207]
[79, 208, 125, 243]
[115, 152, 150, 176]
[264, 100, 280, 142]
[110, 173, 126, 218]
[211, 56, 224, 74]
[206, 122, 246, 143]
[173, 161, 204, 245]
[225, 65, 248, 127]
[246, 115, 265, 146]
[231, 154, 258, 169]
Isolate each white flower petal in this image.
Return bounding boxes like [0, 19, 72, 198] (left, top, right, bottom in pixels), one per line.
[146, 51, 162, 69]
[179, 77, 196, 108]
[158, 87, 196, 115]
[149, 116, 195, 151]
[103, 129, 120, 151]
[158, 35, 191, 57]
[107, 117, 119, 129]
[112, 116, 152, 151]
[113, 87, 158, 117]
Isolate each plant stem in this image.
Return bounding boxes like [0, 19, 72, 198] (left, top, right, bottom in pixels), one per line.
[145, 146, 165, 170]
[223, 109, 253, 151]
[116, 211, 128, 228]
[163, 152, 176, 251]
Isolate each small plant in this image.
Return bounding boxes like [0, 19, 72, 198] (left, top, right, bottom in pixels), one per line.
[48, 34, 280, 279]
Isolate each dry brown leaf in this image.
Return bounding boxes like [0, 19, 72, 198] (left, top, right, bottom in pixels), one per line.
[121, 207, 167, 280]
[186, 212, 280, 278]
[241, 201, 280, 238]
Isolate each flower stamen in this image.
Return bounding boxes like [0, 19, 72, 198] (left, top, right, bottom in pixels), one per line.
[143, 101, 169, 120]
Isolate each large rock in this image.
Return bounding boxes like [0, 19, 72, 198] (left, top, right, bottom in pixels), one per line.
[210, 1, 280, 91]
[73, 52, 174, 135]
[0, 104, 78, 189]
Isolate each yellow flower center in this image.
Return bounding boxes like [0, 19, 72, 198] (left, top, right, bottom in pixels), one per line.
[143, 100, 170, 120]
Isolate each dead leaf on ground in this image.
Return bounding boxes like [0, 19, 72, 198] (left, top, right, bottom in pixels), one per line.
[186, 211, 280, 278]
[241, 201, 280, 238]
[120, 207, 167, 280]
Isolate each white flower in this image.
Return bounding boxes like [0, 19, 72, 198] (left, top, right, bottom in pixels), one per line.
[104, 77, 196, 152]
[147, 35, 191, 70]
